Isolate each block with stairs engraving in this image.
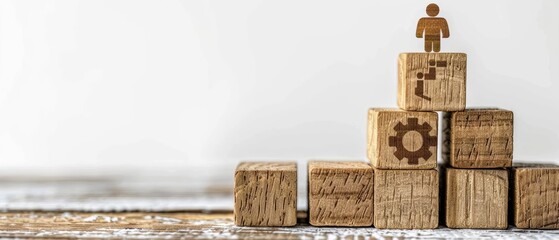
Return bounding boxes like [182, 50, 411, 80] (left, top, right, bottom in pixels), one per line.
[398, 53, 467, 111]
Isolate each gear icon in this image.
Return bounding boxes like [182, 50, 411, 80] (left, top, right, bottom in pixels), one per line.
[388, 117, 437, 165]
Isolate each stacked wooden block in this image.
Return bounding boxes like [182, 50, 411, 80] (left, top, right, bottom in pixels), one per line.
[442, 109, 513, 229]
[366, 52, 467, 229]
[442, 113, 559, 229]
[234, 162, 298, 226]
[233, 52, 559, 229]
[511, 164, 559, 229]
[367, 109, 439, 229]
[307, 161, 374, 226]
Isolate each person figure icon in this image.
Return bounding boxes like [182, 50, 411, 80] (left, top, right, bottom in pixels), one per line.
[416, 3, 450, 52]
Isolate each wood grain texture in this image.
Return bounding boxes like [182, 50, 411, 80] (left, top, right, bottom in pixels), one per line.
[449, 109, 513, 168]
[2, 212, 559, 239]
[3, 170, 559, 238]
[0, 169, 235, 212]
[445, 168, 508, 229]
[308, 161, 373, 226]
[398, 53, 467, 111]
[234, 162, 297, 226]
[513, 165, 559, 229]
[450, 109, 513, 168]
[374, 169, 439, 229]
[2, 171, 559, 237]
[368, 108, 438, 169]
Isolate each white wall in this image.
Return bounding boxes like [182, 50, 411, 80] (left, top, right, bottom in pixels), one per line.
[0, 0, 558, 172]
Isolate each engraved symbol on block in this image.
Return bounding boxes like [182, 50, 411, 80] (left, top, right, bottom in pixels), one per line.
[416, 3, 450, 52]
[388, 117, 437, 165]
[415, 59, 447, 101]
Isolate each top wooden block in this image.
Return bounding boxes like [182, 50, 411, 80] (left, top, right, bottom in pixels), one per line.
[398, 53, 467, 111]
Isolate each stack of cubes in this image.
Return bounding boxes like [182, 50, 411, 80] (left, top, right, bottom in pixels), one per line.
[380, 53, 513, 229]
[367, 52, 469, 229]
[442, 108, 513, 229]
[233, 52, 559, 229]
[373, 51, 557, 230]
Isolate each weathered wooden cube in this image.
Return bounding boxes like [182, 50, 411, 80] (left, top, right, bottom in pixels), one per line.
[374, 169, 439, 229]
[449, 109, 513, 168]
[234, 162, 297, 226]
[445, 168, 508, 229]
[398, 53, 467, 111]
[512, 164, 559, 229]
[308, 161, 374, 226]
[367, 108, 438, 169]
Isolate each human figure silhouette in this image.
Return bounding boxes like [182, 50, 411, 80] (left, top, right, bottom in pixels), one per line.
[416, 3, 450, 52]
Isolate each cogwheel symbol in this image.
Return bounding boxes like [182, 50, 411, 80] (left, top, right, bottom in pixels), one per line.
[388, 117, 437, 165]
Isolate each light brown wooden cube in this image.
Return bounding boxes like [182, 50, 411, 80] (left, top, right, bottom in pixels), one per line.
[398, 53, 467, 111]
[234, 162, 297, 226]
[308, 161, 374, 226]
[513, 164, 559, 229]
[367, 108, 438, 169]
[449, 109, 513, 168]
[374, 169, 439, 229]
[445, 168, 508, 229]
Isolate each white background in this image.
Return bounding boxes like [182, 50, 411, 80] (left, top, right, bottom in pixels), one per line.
[1, 0, 558, 173]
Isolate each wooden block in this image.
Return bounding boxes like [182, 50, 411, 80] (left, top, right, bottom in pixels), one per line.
[449, 109, 513, 168]
[398, 52, 467, 111]
[308, 161, 374, 226]
[512, 164, 559, 229]
[445, 168, 508, 229]
[234, 162, 297, 226]
[367, 108, 438, 169]
[374, 169, 439, 229]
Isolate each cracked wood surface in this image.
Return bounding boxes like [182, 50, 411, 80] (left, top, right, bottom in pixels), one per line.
[234, 162, 297, 226]
[445, 168, 509, 229]
[449, 109, 514, 168]
[513, 165, 559, 229]
[308, 161, 373, 226]
[373, 169, 439, 229]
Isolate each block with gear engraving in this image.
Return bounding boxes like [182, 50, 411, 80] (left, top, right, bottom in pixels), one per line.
[367, 108, 438, 169]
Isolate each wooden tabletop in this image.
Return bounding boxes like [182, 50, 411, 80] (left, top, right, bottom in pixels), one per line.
[1, 168, 558, 239]
[2, 212, 559, 239]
